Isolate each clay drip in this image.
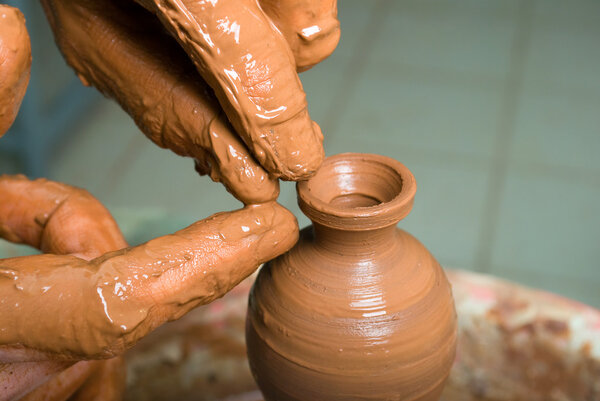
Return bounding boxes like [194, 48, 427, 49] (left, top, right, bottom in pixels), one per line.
[246, 153, 458, 401]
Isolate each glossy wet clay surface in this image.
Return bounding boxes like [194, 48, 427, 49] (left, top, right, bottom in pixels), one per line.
[246, 154, 457, 400]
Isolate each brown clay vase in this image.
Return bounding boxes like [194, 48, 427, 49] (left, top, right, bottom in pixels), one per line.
[246, 153, 458, 400]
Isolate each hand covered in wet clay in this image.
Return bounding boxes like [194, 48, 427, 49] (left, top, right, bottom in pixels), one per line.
[0, 175, 299, 399]
[41, 0, 340, 203]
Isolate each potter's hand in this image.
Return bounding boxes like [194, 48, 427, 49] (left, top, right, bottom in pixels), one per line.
[41, 0, 340, 204]
[0, 175, 298, 361]
[0, 5, 31, 137]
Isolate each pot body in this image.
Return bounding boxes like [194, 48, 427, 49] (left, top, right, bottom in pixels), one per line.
[246, 224, 457, 400]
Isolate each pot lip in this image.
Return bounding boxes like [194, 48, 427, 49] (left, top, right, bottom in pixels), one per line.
[296, 153, 417, 230]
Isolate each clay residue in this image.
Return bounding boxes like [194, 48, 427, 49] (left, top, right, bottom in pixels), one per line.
[246, 153, 457, 400]
[0, 5, 31, 137]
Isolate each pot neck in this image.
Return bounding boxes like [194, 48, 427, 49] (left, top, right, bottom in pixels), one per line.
[312, 223, 398, 256]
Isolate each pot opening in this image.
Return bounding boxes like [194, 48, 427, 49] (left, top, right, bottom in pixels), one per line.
[297, 153, 416, 230]
[330, 193, 383, 208]
[303, 155, 404, 209]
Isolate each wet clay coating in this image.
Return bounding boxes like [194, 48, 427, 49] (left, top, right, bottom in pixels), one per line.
[0, 175, 298, 362]
[0, 175, 127, 260]
[259, 0, 340, 72]
[41, 0, 278, 204]
[0, 5, 31, 137]
[42, 0, 326, 191]
[134, 0, 325, 179]
[0, 175, 127, 400]
[246, 153, 458, 400]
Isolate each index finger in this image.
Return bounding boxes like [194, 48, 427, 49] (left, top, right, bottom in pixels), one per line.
[135, 0, 325, 180]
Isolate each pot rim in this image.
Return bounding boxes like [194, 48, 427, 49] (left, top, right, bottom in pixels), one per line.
[297, 153, 417, 230]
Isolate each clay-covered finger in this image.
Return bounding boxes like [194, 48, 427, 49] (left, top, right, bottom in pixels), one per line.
[135, 0, 325, 180]
[259, 0, 340, 72]
[93, 201, 299, 336]
[0, 5, 31, 137]
[0, 175, 126, 260]
[40, 0, 278, 203]
[194, 115, 279, 203]
[0, 202, 298, 359]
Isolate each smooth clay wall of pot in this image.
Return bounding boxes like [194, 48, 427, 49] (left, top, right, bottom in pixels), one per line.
[246, 153, 458, 401]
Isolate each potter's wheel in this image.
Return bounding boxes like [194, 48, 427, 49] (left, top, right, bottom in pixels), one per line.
[123, 269, 600, 401]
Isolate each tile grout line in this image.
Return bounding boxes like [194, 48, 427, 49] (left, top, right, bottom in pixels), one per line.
[474, 0, 536, 273]
[319, 0, 393, 139]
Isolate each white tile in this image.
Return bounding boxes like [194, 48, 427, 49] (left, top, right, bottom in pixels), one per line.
[490, 167, 600, 279]
[511, 92, 600, 173]
[333, 61, 504, 161]
[372, 1, 517, 80]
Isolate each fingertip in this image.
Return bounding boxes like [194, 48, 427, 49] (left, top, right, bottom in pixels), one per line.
[197, 116, 281, 204]
[244, 202, 299, 261]
[224, 173, 280, 205]
[256, 113, 325, 181]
